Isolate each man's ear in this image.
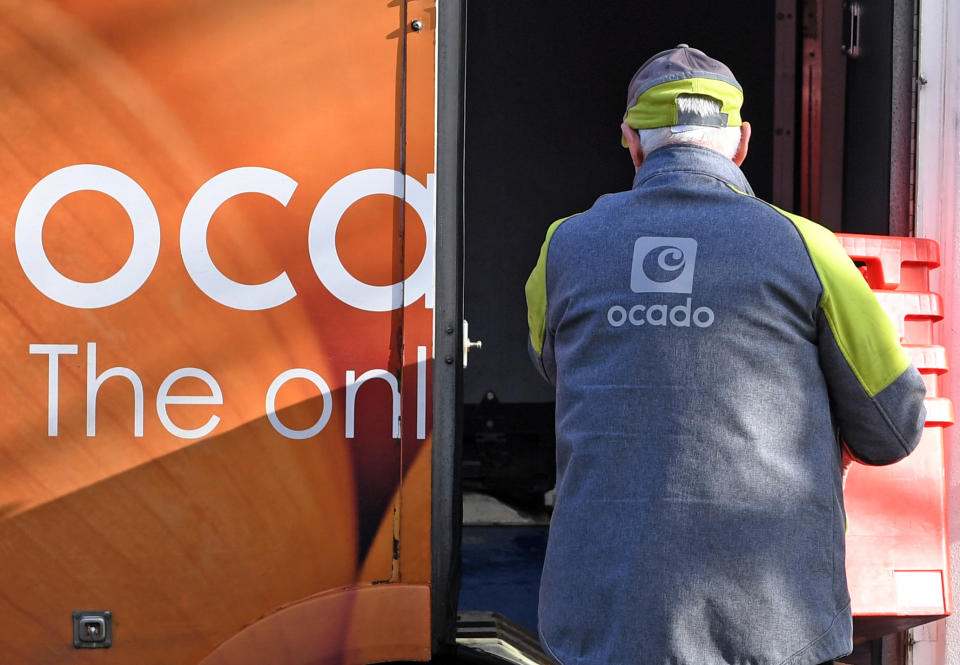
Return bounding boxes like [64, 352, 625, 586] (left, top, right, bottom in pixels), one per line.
[621, 122, 644, 172]
[733, 121, 751, 166]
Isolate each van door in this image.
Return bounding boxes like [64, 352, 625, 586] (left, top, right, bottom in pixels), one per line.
[0, 1, 436, 663]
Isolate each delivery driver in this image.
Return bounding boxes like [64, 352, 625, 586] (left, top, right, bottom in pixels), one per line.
[525, 45, 926, 665]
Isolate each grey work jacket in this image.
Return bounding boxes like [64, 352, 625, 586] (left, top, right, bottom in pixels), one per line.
[525, 145, 926, 665]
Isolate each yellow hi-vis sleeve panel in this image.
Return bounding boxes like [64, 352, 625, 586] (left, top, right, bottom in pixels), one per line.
[725, 185, 911, 398]
[526, 216, 575, 356]
[781, 211, 910, 396]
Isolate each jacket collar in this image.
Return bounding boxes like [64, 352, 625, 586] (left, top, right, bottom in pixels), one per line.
[632, 144, 755, 196]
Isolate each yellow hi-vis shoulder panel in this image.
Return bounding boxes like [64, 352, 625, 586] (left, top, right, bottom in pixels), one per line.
[526, 216, 575, 355]
[727, 186, 910, 397]
[789, 212, 910, 396]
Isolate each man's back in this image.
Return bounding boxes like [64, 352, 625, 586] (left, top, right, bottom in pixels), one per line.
[526, 144, 926, 665]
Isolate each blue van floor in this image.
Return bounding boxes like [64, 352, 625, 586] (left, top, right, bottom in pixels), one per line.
[457, 525, 549, 635]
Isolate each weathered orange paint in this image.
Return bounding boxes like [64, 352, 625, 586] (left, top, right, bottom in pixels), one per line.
[199, 584, 432, 665]
[0, 0, 436, 663]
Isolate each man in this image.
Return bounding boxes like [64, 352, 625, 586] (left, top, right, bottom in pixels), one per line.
[525, 45, 926, 665]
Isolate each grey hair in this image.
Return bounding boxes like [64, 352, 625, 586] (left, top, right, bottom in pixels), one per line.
[638, 94, 741, 159]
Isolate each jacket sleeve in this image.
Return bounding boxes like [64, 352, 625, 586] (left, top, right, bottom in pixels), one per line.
[525, 217, 570, 386]
[790, 215, 927, 465]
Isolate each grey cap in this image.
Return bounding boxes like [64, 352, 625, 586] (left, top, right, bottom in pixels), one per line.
[623, 44, 743, 131]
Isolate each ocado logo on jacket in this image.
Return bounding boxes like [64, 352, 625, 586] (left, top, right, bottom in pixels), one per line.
[608, 236, 715, 329]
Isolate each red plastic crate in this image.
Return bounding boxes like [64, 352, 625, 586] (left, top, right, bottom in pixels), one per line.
[837, 234, 940, 291]
[845, 427, 949, 635]
[872, 291, 943, 345]
[837, 234, 953, 639]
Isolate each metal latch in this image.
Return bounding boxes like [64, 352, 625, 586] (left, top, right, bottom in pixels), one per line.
[842, 2, 862, 58]
[463, 319, 483, 368]
[73, 610, 112, 649]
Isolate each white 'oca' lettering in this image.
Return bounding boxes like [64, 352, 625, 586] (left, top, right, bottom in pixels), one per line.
[14, 165, 435, 312]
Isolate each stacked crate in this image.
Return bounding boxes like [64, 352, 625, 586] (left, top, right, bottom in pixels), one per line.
[836, 233, 953, 639]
